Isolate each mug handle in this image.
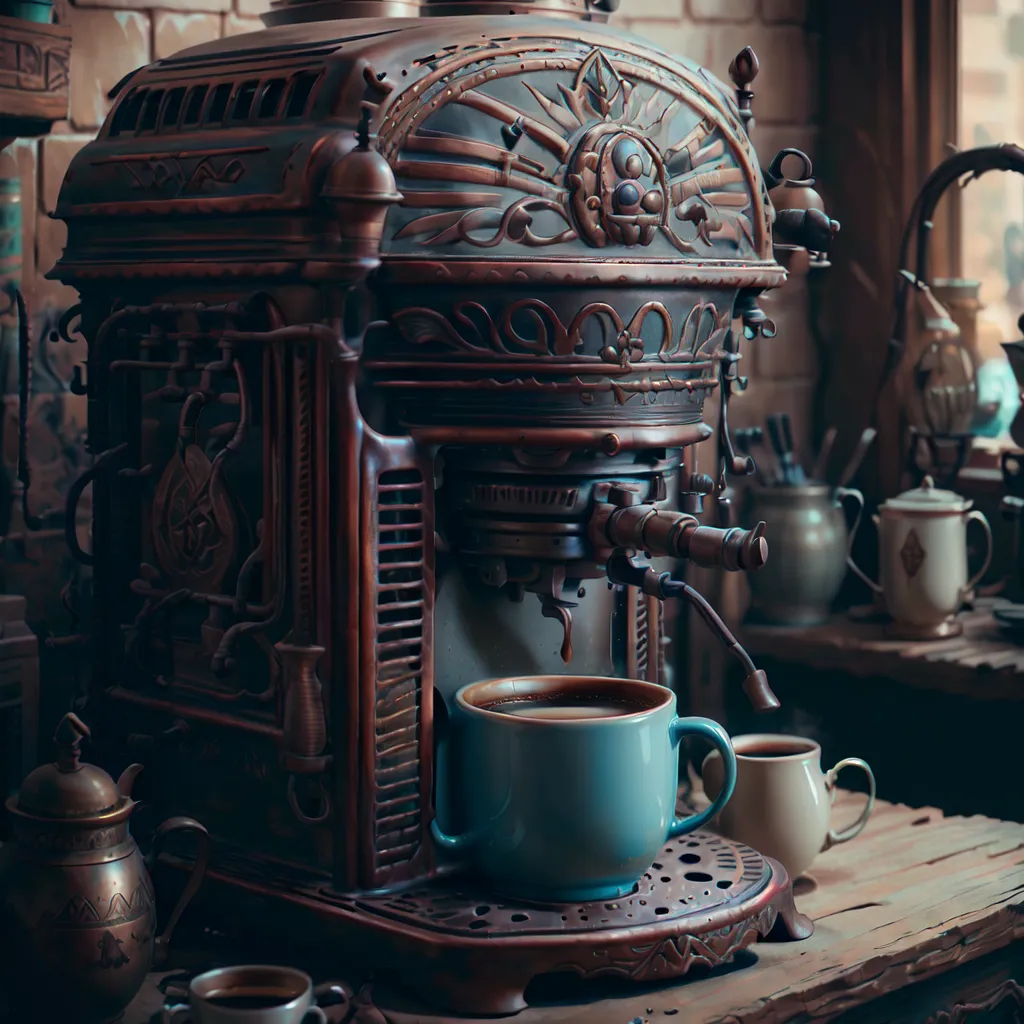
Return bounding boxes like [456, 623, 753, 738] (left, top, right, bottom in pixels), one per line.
[964, 509, 994, 594]
[147, 816, 212, 967]
[302, 1010, 328, 1023]
[667, 718, 736, 838]
[822, 758, 876, 850]
[836, 487, 882, 594]
[161, 1006, 190, 1023]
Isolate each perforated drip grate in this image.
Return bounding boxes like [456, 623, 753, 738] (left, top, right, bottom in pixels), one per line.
[344, 831, 769, 937]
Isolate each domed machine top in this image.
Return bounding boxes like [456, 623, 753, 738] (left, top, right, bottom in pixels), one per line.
[40, 0, 833, 1012]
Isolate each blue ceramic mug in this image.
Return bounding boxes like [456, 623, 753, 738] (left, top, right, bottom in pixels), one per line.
[431, 675, 737, 902]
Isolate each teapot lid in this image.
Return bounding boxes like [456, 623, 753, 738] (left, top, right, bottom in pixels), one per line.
[882, 475, 971, 513]
[14, 713, 123, 820]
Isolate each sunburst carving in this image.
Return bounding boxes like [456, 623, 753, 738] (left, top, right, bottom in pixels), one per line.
[381, 43, 760, 257]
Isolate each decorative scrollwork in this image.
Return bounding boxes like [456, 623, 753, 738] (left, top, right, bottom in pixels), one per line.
[579, 904, 776, 983]
[395, 197, 577, 248]
[391, 298, 727, 364]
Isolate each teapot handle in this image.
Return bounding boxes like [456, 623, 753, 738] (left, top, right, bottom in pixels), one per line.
[836, 487, 882, 594]
[765, 148, 814, 187]
[964, 509, 994, 595]
[147, 816, 212, 967]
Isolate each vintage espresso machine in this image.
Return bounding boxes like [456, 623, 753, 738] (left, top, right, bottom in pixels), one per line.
[39, 0, 835, 1011]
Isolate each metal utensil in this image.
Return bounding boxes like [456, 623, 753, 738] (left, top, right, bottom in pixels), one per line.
[836, 427, 877, 489]
[812, 425, 838, 482]
[766, 413, 802, 486]
[779, 412, 806, 484]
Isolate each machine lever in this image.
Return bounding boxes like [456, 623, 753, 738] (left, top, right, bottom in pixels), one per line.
[606, 553, 779, 713]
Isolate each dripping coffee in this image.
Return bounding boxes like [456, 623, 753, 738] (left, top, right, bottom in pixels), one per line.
[431, 675, 739, 902]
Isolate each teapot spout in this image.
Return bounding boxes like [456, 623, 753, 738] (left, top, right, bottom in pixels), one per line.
[116, 763, 145, 800]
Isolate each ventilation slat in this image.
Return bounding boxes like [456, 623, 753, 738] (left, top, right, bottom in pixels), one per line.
[372, 468, 427, 880]
[105, 70, 323, 137]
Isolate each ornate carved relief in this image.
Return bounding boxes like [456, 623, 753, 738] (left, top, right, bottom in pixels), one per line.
[381, 43, 765, 260]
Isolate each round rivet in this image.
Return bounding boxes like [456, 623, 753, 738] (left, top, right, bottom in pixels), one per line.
[641, 189, 665, 214]
[614, 180, 642, 211]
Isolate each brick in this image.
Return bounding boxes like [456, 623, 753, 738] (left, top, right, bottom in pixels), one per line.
[154, 11, 221, 59]
[688, 0, 756, 21]
[627, 22, 813, 124]
[68, 8, 150, 131]
[222, 11, 262, 35]
[234, 0, 269, 18]
[962, 69, 1008, 97]
[75, 0, 229, 12]
[620, 0, 683, 19]
[627, 21, 716, 67]
[760, 0, 806, 23]
[754, 275, 818, 380]
[751, 124, 817, 170]
[39, 135, 92, 215]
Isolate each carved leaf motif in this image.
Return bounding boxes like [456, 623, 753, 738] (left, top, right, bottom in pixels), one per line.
[392, 307, 488, 354]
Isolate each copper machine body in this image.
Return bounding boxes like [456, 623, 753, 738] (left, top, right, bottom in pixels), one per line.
[43, 0, 834, 1009]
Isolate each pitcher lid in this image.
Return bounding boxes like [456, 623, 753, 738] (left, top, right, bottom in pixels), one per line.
[882, 475, 971, 513]
[14, 713, 123, 820]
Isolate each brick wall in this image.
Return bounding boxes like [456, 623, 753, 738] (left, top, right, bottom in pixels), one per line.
[616, 0, 819, 459]
[1, 0, 818, 632]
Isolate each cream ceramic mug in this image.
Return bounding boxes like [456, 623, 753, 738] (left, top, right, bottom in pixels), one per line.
[702, 734, 876, 881]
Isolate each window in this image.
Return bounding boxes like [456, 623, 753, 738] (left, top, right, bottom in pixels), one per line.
[959, 0, 1024, 442]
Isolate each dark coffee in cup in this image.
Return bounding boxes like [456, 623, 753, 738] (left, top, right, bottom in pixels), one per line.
[485, 694, 655, 720]
[163, 964, 331, 1023]
[739, 739, 812, 758]
[207, 991, 294, 1010]
[431, 675, 738, 902]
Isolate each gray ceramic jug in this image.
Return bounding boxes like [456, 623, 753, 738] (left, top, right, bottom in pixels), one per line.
[745, 484, 863, 626]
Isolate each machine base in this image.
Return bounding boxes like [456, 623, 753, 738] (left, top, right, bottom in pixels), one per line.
[161, 831, 811, 1016]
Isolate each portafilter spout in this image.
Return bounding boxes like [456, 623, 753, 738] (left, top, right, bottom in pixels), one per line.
[606, 552, 780, 712]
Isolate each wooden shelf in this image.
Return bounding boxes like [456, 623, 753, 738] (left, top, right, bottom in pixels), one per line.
[740, 598, 1024, 702]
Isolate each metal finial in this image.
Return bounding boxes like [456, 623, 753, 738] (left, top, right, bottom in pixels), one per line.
[728, 47, 759, 136]
[54, 713, 90, 772]
[357, 104, 372, 150]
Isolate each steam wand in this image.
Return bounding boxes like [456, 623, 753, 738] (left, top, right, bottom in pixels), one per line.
[606, 552, 779, 713]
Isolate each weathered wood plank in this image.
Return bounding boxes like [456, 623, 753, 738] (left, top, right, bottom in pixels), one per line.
[117, 792, 1024, 1024]
[741, 598, 1024, 700]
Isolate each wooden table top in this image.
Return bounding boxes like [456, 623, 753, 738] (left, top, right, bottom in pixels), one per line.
[741, 598, 1024, 701]
[126, 787, 1024, 1024]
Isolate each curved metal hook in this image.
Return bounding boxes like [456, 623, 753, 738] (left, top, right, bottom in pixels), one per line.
[287, 773, 332, 826]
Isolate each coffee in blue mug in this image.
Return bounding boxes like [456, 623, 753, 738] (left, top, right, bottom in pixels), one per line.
[431, 675, 738, 902]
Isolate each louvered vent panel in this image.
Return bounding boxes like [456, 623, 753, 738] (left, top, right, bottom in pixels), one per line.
[373, 468, 425, 873]
[635, 587, 649, 680]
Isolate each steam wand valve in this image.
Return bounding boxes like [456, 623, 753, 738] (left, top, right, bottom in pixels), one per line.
[606, 553, 780, 713]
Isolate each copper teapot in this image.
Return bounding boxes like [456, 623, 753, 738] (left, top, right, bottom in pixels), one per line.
[0, 713, 210, 1023]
